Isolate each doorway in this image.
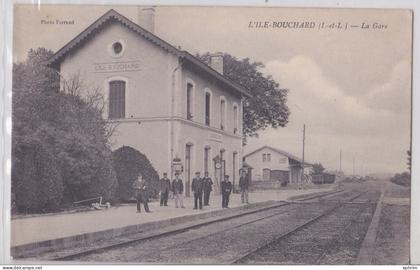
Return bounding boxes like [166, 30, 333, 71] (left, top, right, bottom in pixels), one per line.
[263, 168, 271, 181]
[185, 144, 192, 197]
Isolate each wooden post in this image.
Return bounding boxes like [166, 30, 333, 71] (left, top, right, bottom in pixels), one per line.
[301, 124, 306, 186]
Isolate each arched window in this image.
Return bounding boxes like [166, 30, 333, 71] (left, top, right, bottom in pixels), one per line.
[186, 83, 193, 120]
[232, 151, 238, 190]
[109, 80, 125, 119]
[185, 143, 193, 197]
[220, 98, 226, 130]
[233, 104, 238, 134]
[204, 146, 210, 173]
[205, 92, 211, 126]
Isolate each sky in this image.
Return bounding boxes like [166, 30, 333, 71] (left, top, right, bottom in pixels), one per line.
[13, 5, 412, 175]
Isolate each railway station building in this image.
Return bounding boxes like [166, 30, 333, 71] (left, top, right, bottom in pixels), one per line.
[48, 8, 251, 195]
[243, 146, 312, 184]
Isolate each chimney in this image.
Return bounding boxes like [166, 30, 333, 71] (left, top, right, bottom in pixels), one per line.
[137, 6, 155, 33]
[210, 52, 224, 74]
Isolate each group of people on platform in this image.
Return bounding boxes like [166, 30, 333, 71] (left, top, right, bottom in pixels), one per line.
[132, 170, 250, 213]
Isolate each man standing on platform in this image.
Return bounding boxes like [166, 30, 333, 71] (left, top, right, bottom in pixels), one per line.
[239, 169, 249, 204]
[191, 171, 203, 210]
[159, 172, 171, 207]
[202, 171, 213, 206]
[172, 172, 185, 208]
[221, 175, 233, 208]
[132, 174, 151, 213]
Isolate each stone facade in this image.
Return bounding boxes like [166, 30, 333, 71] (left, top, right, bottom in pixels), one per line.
[51, 9, 249, 194]
[244, 146, 311, 183]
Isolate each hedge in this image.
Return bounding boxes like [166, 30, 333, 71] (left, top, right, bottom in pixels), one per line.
[13, 142, 64, 213]
[112, 146, 160, 201]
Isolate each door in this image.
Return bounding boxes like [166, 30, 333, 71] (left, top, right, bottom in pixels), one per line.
[270, 170, 290, 183]
[219, 150, 225, 194]
[232, 152, 237, 192]
[263, 168, 271, 181]
[185, 144, 192, 197]
[204, 147, 210, 173]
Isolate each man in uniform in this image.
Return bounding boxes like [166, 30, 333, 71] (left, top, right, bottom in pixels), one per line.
[191, 171, 203, 210]
[239, 169, 249, 204]
[172, 172, 185, 208]
[221, 175, 233, 208]
[159, 172, 171, 206]
[202, 171, 213, 206]
[132, 174, 151, 213]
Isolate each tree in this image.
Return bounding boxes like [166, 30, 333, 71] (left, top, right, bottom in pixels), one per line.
[112, 146, 160, 201]
[390, 172, 410, 187]
[50, 89, 118, 203]
[311, 163, 325, 175]
[12, 48, 118, 212]
[13, 141, 64, 213]
[197, 53, 290, 141]
[407, 150, 411, 172]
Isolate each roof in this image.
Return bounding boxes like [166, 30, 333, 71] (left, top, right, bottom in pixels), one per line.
[243, 145, 312, 166]
[48, 9, 252, 98]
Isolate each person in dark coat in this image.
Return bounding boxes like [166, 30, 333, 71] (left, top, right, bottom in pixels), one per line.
[221, 175, 233, 208]
[172, 172, 185, 208]
[191, 171, 203, 210]
[159, 172, 171, 206]
[239, 169, 249, 204]
[132, 174, 151, 213]
[202, 171, 213, 206]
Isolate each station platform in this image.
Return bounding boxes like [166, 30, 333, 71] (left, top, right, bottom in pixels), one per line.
[11, 186, 335, 257]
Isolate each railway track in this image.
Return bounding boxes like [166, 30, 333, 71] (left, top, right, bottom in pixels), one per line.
[44, 189, 375, 263]
[43, 188, 346, 262]
[230, 192, 365, 264]
[233, 192, 374, 264]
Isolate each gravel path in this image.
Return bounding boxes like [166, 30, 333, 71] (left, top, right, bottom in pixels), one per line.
[371, 181, 410, 265]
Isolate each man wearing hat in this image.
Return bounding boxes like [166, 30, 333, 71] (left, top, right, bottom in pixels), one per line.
[239, 169, 249, 204]
[172, 172, 185, 208]
[191, 171, 204, 210]
[159, 172, 171, 207]
[132, 174, 151, 213]
[221, 175, 233, 208]
[202, 171, 213, 206]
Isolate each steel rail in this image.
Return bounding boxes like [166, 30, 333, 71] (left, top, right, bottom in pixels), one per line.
[49, 189, 349, 261]
[229, 191, 366, 264]
[313, 201, 373, 264]
[113, 203, 311, 261]
[83, 190, 355, 262]
[294, 189, 345, 202]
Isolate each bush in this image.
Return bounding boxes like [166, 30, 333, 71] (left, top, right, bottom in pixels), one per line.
[75, 149, 118, 203]
[12, 48, 119, 212]
[390, 172, 410, 187]
[112, 146, 160, 201]
[13, 142, 64, 213]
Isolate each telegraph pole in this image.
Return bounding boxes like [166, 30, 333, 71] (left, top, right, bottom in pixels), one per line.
[361, 164, 364, 178]
[301, 124, 306, 184]
[353, 157, 355, 176]
[339, 149, 342, 172]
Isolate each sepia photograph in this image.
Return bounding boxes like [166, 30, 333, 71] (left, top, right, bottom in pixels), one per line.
[8, 4, 412, 264]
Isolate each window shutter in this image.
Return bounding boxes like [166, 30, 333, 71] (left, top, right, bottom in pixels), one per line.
[109, 80, 126, 119]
